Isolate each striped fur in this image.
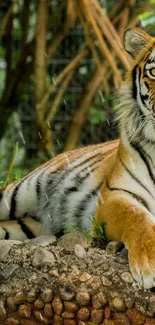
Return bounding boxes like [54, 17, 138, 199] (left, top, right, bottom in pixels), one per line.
[1, 28, 155, 288]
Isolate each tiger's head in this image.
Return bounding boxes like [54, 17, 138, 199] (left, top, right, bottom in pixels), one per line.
[119, 28, 155, 142]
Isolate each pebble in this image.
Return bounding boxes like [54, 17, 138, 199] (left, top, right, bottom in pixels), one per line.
[76, 292, 90, 306]
[14, 292, 26, 305]
[32, 247, 55, 267]
[0, 264, 19, 280]
[7, 297, 17, 312]
[5, 319, 19, 325]
[25, 235, 56, 246]
[79, 272, 91, 282]
[52, 296, 63, 315]
[101, 275, 112, 286]
[44, 303, 53, 318]
[91, 308, 104, 324]
[62, 311, 75, 319]
[63, 320, 76, 325]
[41, 288, 53, 302]
[77, 307, 90, 321]
[105, 241, 123, 255]
[92, 292, 107, 309]
[34, 298, 44, 309]
[127, 307, 146, 324]
[110, 297, 126, 312]
[121, 272, 133, 284]
[18, 303, 32, 318]
[0, 300, 6, 320]
[53, 314, 63, 325]
[27, 291, 37, 302]
[64, 301, 79, 312]
[74, 244, 86, 259]
[58, 232, 88, 251]
[0, 242, 12, 262]
[34, 310, 49, 324]
[60, 289, 75, 301]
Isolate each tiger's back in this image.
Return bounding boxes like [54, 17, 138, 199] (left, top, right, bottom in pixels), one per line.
[0, 140, 119, 240]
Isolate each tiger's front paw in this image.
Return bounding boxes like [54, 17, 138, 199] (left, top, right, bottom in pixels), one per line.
[128, 231, 155, 289]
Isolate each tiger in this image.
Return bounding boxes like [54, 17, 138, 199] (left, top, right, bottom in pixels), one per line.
[1, 27, 155, 289]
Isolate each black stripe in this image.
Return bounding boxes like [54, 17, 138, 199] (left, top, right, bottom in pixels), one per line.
[132, 64, 138, 99]
[9, 183, 21, 220]
[3, 228, 9, 240]
[74, 183, 103, 228]
[55, 229, 65, 238]
[119, 156, 154, 199]
[0, 190, 3, 201]
[106, 179, 149, 211]
[18, 219, 35, 239]
[131, 142, 155, 184]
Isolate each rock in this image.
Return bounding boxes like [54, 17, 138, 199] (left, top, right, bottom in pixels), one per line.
[32, 248, 55, 267]
[127, 308, 146, 324]
[58, 232, 89, 251]
[74, 244, 86, 259]
[49, 269, 59, 277]
[34, 310, 49, 324]
[92, 292, 107, 309]
[79, 272, 91, 282]
[101, 275, 112, 286]
[63, 320, 76, 325]
[44, 303, 53, 318]
[7, 297, 17, 312]
[18, 303, 32, 318]
[27, 291, 37, 303]
[41, 288, 53, 302]
[105, 241, 123, 255]
[0, 264, 19, 280]
[34, 299, 44, 309]
[25, 235, 56, 246]
[76, 292, 90, 306]
[5, 319, 19, 325]
[14, 292, 26, 305]
[53, 314, 63, 325]
[110, 297, 126, 312]
[0, 241, 12, 262]
[52, 297, 63, 315]
[60, 289, 75, 301]
[91, 308, 104, 324]
[121, 272, 133, 284]
[62, 311, 75, 319]
[0, 300, 6, 320]
[64, 302, 79, 312]
[77, 307, 90, 320]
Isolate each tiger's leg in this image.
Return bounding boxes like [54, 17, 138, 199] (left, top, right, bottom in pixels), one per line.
[95, 192, 155, 289]
[0, 217, 46, 240]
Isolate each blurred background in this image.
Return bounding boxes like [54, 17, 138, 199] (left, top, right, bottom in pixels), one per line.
[0, 0, 155, 184]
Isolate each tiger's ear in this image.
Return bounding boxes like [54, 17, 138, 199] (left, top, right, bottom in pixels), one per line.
[123, 28, 151, 57]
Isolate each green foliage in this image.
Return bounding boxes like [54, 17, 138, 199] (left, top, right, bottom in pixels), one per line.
[63, 222, 92, 239]
[93, 220, 109, 243]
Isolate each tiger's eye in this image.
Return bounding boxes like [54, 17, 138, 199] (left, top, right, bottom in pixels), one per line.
[150, 68, 155, 76]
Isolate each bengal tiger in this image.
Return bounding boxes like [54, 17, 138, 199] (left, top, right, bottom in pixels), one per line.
[1, 27, 155, 288]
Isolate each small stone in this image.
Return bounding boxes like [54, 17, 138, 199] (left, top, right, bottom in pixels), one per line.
[62, 311, 75, 319]
[76, 292, 90, 306]
[74, 244, 86, 259]
[32, 248, 55, 267]
[18, 303, 32, 318]
[149, 296, 155, 313]
[145, 319, 155, 325]
[121, 272, 133, 284]
[41, 289, 53, 302]
[34, 310, 49, 324]
[27, 291, 37, 303]
[64, 302, 79, 312]
[53, 315, 63, 325]
[44, 303, 53, 319]
[7, 297, 17, 312]
[0, 264, 19, 280]
[52, 297, 63, 315]
[105, 241, 123, 254]
[113, 313, 130, 325]
[0, 300, 6, 320]
[91, 309, 104, 324]
[77, 307, 90, 321]
[101, 275, 112, 286]
[0, 242, 12, 262]
[5, 319, 19, 325]
[21, 320, 38, 325]
[49, 269, 59, 277]
[110, 297, 126, 312]
[14, 292, 26, 305]
[79, 272, 91, 282]
[58, 232, 88, 251]
[104, 307, 111, 319]
[63, 320, 76, 325]
[92, 292, 107, 309]
[60, 289, 75, 301]
[102, 321, 115, 325]
[127, 308, 145, 324]
[25, 235, 56, 246]
[34, 298, 44, 309]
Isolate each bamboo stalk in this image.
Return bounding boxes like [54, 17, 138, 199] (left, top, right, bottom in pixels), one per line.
[38, 47, 88, 112]
[78, 0, 122, 86]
